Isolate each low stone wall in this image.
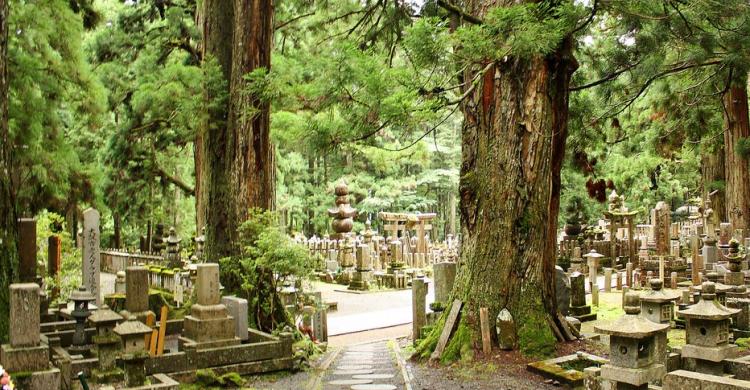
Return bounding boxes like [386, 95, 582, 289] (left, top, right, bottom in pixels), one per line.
[100, 249, 164, 273]
[663, 369, 750, 389]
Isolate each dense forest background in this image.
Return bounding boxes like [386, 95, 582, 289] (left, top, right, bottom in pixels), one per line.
[6, 0, 725, 249]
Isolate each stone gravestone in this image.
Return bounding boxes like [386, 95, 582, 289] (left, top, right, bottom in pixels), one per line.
[82, 208, 101, 305]
[555, 266, 570, 316]
[433, 262, 457, 304]
[0, 283, 61, 390]
[48, 235, 62, 299]
[221, 296, 249, 341]
[18, 218, 37, 283]
[125, 266, 152, 320]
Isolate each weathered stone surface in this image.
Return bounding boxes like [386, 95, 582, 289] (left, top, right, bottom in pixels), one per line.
[570, 272, 586, 307]
[352, 374, 395, 379]
[82, 208, 101, 304]
[555, 266, 570, 316]
[8, 367, 60, 390]
[600, 363, 665, 387]
[125, 266, 149, 314]
[9, 283, 40, 347]
[182, 315, 236, 343]
[496, 308, 515, 350]
[196, 263, 221, 305]
[333, 369, 374, 375]
[663, 369, 750, 390]
[222, 296, 249, 341]
[0, 344, 49, 371]
[412, 278, 427, 345]
[351, 385, 397, 390]
[433, 262, 457, 304]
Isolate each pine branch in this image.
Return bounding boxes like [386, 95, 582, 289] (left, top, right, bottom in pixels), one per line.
[436, 0, 483, 25]
[156, 167, 194, 196]
[275, 11, 316, 31]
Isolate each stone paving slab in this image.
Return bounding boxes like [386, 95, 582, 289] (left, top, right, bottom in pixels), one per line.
[323, 341, 406, 390]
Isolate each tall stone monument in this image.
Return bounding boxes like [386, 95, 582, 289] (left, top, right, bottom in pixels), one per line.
[182, 263, 238, 349]
[18, 218, 37, 283]
[82, 208, 101, 305]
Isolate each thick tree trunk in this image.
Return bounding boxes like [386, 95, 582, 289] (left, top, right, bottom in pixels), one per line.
[420, 1, 576, 360]
[722, 73, 750, 230]
[0, 0, 17, 343]
[701, 148, 726, 224]
[200, 0, 274, 261]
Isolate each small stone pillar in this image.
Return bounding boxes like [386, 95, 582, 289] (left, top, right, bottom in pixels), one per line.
[678, 282, 739, 375]
[412, 278, 428, 345]
[595, 291, 669, 390]
[626, 262, 633, 287]
[641, 279, 678, 325]
[114, 316, 153, 387]
[616, 271, 623, 290]
[48, 235, 62, 300]
[221, 296, 249, 341]
[88, 304, 124, 383]
[670, 272, 677, 289]
[604, 268, 612, 292]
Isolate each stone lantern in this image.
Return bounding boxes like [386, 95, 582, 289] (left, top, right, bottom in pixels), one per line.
[165, 227, 182, 269]
[677, 281, 739, 375]
[88, 304, 124, 382]
[69, 286, 96, 355]
[641, 279, 678, 324]
[114, 315, 153, 387]
[194, 226, 206, 262]
[692, 281, 731, 306]
[595, 291, 669, 389]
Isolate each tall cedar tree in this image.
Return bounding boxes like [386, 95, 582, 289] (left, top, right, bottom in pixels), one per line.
[199, 0, 283, 331]
[0, 0, 15, 343]
[421, 0, 578, 359]
[722, 71, 750, 230]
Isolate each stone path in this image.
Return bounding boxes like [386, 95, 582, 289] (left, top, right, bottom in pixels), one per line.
[322, 341, 407, 390]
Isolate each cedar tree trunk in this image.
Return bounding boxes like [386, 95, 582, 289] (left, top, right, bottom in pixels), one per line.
[200, 0, 275, 261]
[420, 1, 577, 360]
[701, 147, 726, 224]
[0, 0, 17, 343]
[722, 72, 750, 230]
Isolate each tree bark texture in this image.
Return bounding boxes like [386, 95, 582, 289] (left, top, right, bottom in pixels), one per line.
[701, 148, 726, 224]
[0, 0, 17, 343]
[437, 0, 577, 357]
[722, 73, 750, 230]
[200, 0, 275, 261]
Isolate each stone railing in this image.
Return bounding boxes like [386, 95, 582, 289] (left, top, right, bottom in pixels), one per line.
[100, 249, 164, 273]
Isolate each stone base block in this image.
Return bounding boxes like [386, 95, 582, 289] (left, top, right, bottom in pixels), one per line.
[190, 303, 230, 320]
[681, 343, 737, 362]
[0, 343, 49, 371]
[91, 367, 125, 383]
[11, 367, 60, 390]
[183, 315, 236, 343]
[570, 305, 591, 316]
[600, 363, 665, 386]
[664, 369, 750, 390]
[348, 279, 370, 291]
[572, 312, 597, 323]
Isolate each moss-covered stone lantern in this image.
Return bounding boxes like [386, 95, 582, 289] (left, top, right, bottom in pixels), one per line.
[595, 291, 669, 389]
[641, 279, 678, 324]
[677, 281, 739, 375]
